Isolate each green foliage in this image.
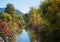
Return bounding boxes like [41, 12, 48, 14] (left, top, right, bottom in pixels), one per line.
[24, 0, 60, 42]
[38, 0, 60, 42]
[0, 0, 60, 42]
[0, 4, 25, 42]
[5, 4, 16, 16]
[0, 12, 6, 21]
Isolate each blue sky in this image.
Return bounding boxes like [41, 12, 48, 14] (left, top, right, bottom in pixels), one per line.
[0, 0, 44, 13]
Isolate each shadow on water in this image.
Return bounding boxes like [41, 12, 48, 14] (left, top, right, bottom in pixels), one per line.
[16, 29, 30, 42]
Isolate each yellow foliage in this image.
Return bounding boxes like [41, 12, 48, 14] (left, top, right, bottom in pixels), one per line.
[13, 22, 18, 26]
[4, 13, 12, 21]
[29, 13, 42, 25]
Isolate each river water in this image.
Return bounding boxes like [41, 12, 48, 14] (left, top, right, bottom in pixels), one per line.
[16, 30, 30, 42]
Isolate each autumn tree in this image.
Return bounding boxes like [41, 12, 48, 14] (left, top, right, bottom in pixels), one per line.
[28, 7, 43, 42]
[0, 19, 11, 42]
[5, 4, 16, 16]
[38, 0, 60, 42]
[4, 13, 12, 22]
[0, 12, 6, 21]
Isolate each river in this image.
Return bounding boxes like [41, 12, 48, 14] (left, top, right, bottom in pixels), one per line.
[16, 30, 30, 42]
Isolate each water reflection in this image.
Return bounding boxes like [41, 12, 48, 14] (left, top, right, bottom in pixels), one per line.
[16, 30, 30, 42]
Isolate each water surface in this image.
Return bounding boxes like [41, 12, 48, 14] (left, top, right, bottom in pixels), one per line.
[16, 30, 30, 42]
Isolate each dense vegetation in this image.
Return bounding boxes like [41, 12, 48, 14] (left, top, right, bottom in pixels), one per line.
[0, 3, 25, 42]
[0, 0, 60, 42]
[25, 0, 60, 42]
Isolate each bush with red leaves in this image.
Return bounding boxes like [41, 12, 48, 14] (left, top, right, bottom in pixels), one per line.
[0, 19, 10, 36]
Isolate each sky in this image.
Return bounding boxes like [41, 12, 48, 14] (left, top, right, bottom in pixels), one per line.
[0, 0, 44, 13]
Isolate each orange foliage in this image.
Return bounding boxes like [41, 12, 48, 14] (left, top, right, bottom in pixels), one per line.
[0, 19, 10, 36]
